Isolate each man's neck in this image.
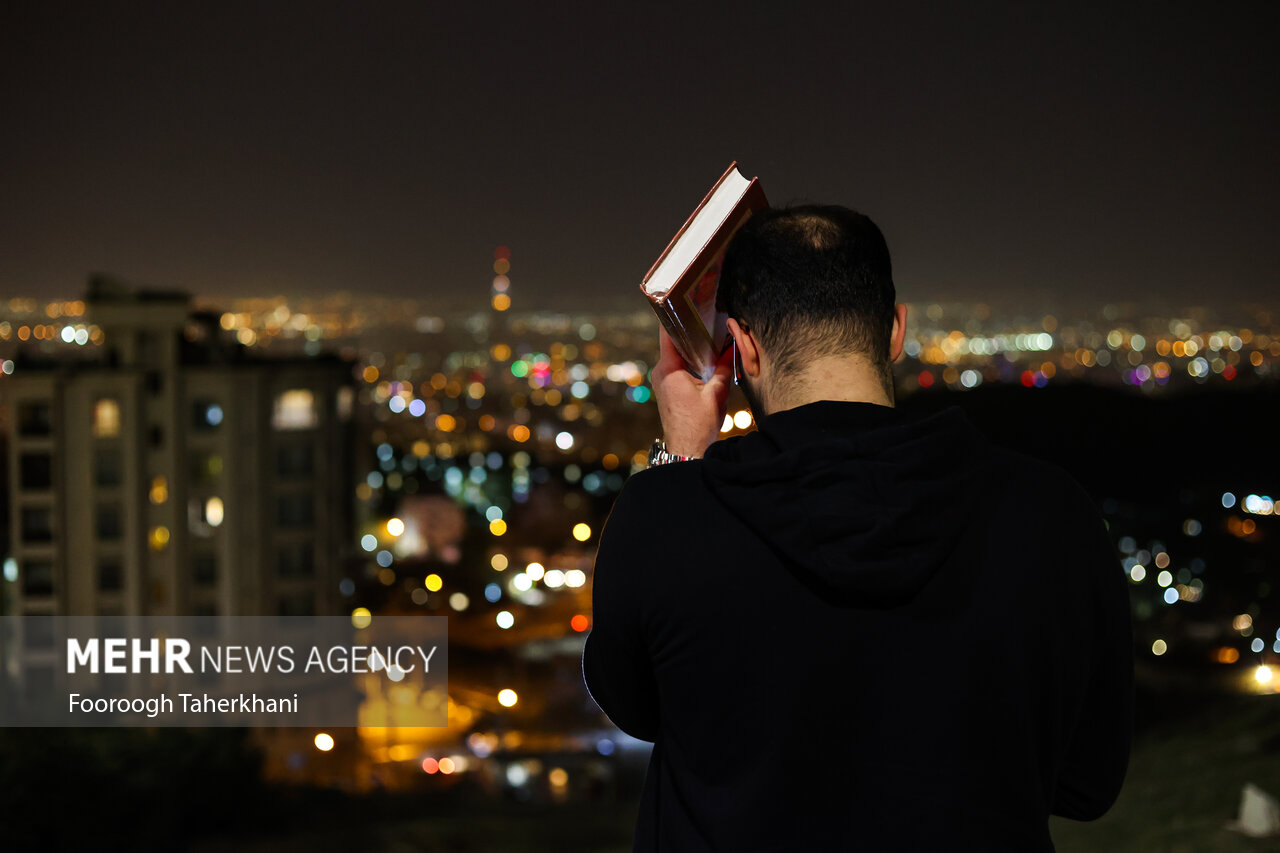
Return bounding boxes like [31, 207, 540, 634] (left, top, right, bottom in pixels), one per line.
[762, 354, 894, 415]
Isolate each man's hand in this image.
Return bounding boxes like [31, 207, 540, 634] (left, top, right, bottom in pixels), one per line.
[651, 329, 734, 458]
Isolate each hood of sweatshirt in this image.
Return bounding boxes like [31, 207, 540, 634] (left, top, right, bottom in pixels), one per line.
[700, 400, 990, 607]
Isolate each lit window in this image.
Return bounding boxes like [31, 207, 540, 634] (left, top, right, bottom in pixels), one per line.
[273, 389, 317, 430]
[93, 399, 121, 437]
[204, 497, 224, 527]
[149, 476, 168, 504]
[192, 400, 223, 430]
[149, 525, 170, 552]
[336, 386, 354, 421]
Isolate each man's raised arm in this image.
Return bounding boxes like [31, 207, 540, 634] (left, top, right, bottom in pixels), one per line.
[651, 327, 734, 459]
[582, 328, 733, 740]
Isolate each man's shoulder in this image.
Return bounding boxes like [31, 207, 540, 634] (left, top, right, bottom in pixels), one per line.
[604, 461, 715, 538]
[623, 458, 709, 492]
[984, 442, 1066, 479]
[982, 443, 1103, 521]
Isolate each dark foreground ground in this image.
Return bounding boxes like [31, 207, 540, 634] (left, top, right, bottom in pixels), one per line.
[1, 688, 1277, 850]
[1050, 690, 1280, 853]
[178, 689, 1280, 853]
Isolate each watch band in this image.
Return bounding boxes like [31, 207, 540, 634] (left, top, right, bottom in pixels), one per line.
[648, 439, 692, 467]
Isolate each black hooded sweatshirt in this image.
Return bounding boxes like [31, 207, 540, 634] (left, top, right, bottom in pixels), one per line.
[583, 400, 1133, 852]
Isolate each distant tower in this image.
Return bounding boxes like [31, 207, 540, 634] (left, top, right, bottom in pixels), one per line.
[491, 247, 511, 313]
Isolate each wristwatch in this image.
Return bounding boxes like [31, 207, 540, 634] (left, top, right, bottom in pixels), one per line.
[647, 439, 692, 467]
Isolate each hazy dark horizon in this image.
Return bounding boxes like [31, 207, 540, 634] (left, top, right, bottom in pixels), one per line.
[2, 2, 1276, 310]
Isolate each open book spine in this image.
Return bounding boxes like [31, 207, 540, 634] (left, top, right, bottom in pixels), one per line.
[645, 179, 767, 381]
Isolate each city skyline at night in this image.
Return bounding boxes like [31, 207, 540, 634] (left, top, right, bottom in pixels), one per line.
[2, 2, 1276, 309]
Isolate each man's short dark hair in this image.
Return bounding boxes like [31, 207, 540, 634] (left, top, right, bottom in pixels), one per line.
[717, 204, 896, 382]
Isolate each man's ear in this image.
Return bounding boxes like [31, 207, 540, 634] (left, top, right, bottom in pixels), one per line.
[888, 304, 909, 362]
[726, 318, 761, 378]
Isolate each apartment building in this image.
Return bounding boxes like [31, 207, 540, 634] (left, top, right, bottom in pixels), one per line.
[3, 278, 355, 639]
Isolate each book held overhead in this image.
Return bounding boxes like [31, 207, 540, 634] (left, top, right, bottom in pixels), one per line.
[640, 162, 768, 381]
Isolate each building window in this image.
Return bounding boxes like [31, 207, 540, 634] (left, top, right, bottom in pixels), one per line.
[96, 504, 123, 541]
[277, 542, 315, 578]
[273, 389, 317, 430]
[149, 424, 164, 448]
[277, 593, 315, 617]
[145, 370, 164, 396]
[137, 332, 157, 364]
[22, 560, 54, 596]
[98, 558, 123, 592]
[20, 508, 53, 543]
[93, 399, 121, 437]
[192, 400, 224, 431]
[18, 401, 53, 436]
[149, 526, 170, 552]
[276, 442, 314, 479]
[191, 452, 223, 484]
[95, 447, 123, 487]
[25, 618, 55, 649]
[149, 476, 169, 505]
[193, 551, 217, 587]
[19, 453, 52, 490]
[204, 496, 225, 527]
[336, 386, 354, 421]
[276, 493, 314, 528]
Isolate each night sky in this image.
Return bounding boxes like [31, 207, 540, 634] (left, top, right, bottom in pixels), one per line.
[2, 2, 1276, 311]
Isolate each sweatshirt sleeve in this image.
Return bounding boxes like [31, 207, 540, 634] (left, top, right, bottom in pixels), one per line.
[1051, 495, 1135, 820]
[581, 474, 660, 742]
